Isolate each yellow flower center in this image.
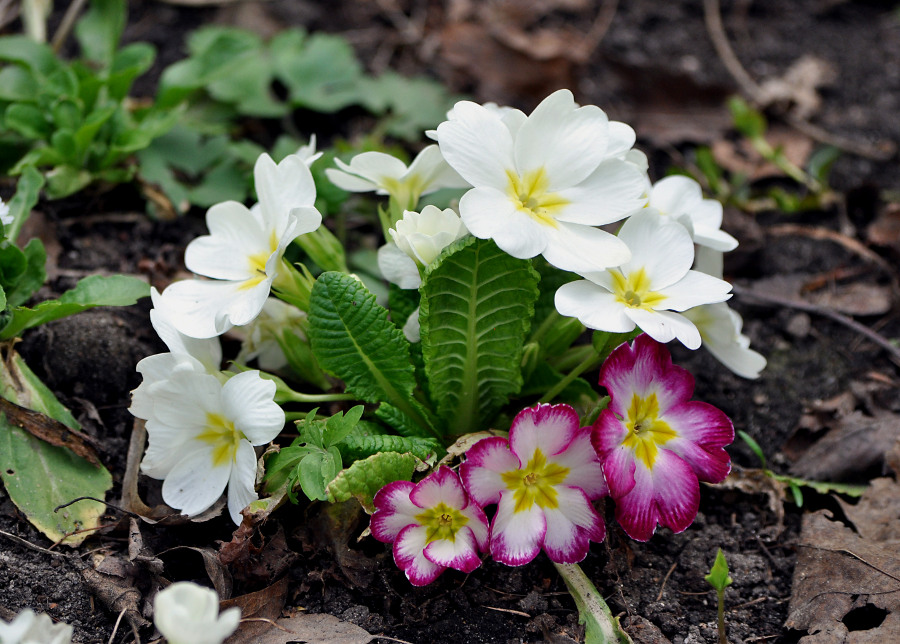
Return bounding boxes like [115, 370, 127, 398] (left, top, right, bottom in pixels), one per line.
[196, 412, 246, 467]
[415, 502, 469, 544]
[620, 393, 677, 469]
[241, 230, 279, 291]
[500, 448, 570, 513]
[506, 168, 569, 228]
[611, 267, 666, 310]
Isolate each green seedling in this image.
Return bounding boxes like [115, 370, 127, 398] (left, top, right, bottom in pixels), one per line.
[738, 430, 867, 506]
[705, 549, 733, 644]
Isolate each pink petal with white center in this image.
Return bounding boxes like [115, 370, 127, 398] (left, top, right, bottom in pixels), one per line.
[187, 202, 267, 281]
[600, 334, 695, 416]
[162, 446, 231, 517]
[423, 526, 482, 573]
[617, 211, 695, 291]
[613, 450, 700, 542]
[490, 493, 545, 566]
[663, 403, 733, 483]
[554, 281, 635, 333]
[221, 372, 283, 445]
[371, 481, 418, 543]
[162, 276, 272, 338]
[509, 403, 579, 462]
[514, 89, 609, 187]
[624, 307, 701, 349]
[594, 441, 638, 500]
[410, 465, 467, 510]
[607, 121, 638, 158]
[459, 187, 548, 259]
[590, 409, 630, 458]
[394, 525, 445, 586]
[437, 101, 516, 189]
[463, 503, 490, 552]
[649, 175, 703, 216]
[549, 429, 609, 499]
[460, 437, 518, 506]
[226, 440, 259, 525]
[255, 153, 316, 228]
[541, 486, 606, 563]
[554, 159, 649, 226]
[541, 222, 631, 274]
[658, 270, 732, 312]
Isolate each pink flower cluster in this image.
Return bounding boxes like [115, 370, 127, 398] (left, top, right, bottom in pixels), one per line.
[371, 334, 733, 585]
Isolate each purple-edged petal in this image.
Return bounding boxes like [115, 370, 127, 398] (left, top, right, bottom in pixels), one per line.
[595, 442, 638, 499]
[591, 410, 630, 457]
[613, 451, 700, 541]
[410, 465, 467, 510]
[462, 502, 490, 552]
[394, 525, 445, 586]
[423, 527, 482, 573]
[541, 487, 606, 563]
[550, 429, 608, 499]
[371, 481, 418, 543]
[509, 403, 580, 462]
[490, 493, 545, 566]
[663, 402, 734, 483]
[460, 437, 518, 506]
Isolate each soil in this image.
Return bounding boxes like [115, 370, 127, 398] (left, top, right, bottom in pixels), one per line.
[2, 1, 899, 643]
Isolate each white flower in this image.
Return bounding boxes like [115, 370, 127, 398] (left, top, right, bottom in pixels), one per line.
[0, 609, 72, 644]
[324, 145, 468, 208]
[376, 205, 468, 289]
[130, 288, 223, 420]
[436, 89, 648, 273]
[139, 370, 284, 524]
[425, 101, 520, 140]
[402, 307, 421, 343]
[235, 297, 307, 372]
[683, 248, 766, 378]
[554, 210, 733, 349]
[154, 582, 240, 644]
[0, 197, 11, 226]
[649, 176, 738, 251]
[296, 134, 323, 166]
[160, 152, 322, 338]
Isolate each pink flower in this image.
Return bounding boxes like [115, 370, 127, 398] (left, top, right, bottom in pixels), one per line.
[461, 404, 607, 566]
[592, 334, 733, 541]
[371, 466, 489, 586]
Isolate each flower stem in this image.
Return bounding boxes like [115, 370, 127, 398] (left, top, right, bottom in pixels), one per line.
[553, 562, 633, 644]
[716, 587, 727, 644]
[540, 350, 601, 403]
[281, 391, 358, 404]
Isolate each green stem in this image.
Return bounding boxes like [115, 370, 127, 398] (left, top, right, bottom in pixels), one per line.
[554, 563, 632, 644]
[750, 136, 820, 192]
[540, 350, 601, 403]
[551, 344, 595, 372]
[281, 391, 358, 404]
[716, 588, 727, 644]
[529, 309, 562, 345]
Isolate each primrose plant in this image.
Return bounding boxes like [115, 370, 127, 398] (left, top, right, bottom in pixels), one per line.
[130, 89, 764, 634]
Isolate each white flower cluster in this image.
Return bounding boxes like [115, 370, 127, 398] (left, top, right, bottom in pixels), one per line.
[0, 610, 72, 644]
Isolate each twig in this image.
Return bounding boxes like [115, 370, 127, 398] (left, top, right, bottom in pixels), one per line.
[50, 0, 88, 54]
[574, 0, 620, 62]
[107, 607, 127, 644]
[0, 528, 65, 557]
[656, 562, 678, 602]
[733, 284, 900, 366]
[484, 606, 531, 617]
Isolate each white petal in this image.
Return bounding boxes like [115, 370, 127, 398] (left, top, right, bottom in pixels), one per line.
[649, 175, 703, 216]
[161, 277, 272, 338]
[162, 447, 231, 517]
[405, 144, 470, 192]
[515, 89, 609, 187]
[141, 420, 193, 479]
[437, 101, 516, 188]
[222, 371, 283, 445]
[693, 226, 739, 252]
[324, 167, 378, 192]
[618, 211, 694, 290]
[658, 270, 732, 311]
[377, 243, 421, 289]
[555, 281, 634, 333]
[187, 202, 265, 281]
[255, 153, 316, 228]
[606, 121, 637, 159]
[555, 159, 650, 225]
[341, 151, 409, 186]
[150, 289, 222, 371]
[625, 308, 702, 349]
[150, 371, 223, 429]
[542, 222, 631, 273]
[226, 441, 259, 524]
[458, 188, 547, 259]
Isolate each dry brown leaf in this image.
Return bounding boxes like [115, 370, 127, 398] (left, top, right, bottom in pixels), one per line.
[223, 576, 288, 644]
[866, 202, 900, 252]
[0, 397, 101, 467]
[807, 283, 893, 317]
[757, 55, 837, 120]
[715, 467, 785, 536]
[251, 612, 373, 644]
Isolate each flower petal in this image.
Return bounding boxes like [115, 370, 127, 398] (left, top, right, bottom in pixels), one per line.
[541, 486, 605, 563]
[226, 440, 259, 525]
[161, 277, 272, 338]
[371, 481, 418, 543]
[663, 402, 734, 483]
[550, 429, 608, 499]
[555, 159, 649, 226]
[222, 371, 283, 445]
[394, 525, 445, 586]
[657, 270, 732, 312]
[458, 187, 547, 259]
[625, 307, 702, 349]
[162, 447, 231, 517]
[405, 144, 469, 192]
[490, 493, 545, 566]
[618, 211, 694, 290]
[410, 465, 467, 510]
[255, 153, 316, 229]
[555, 281, 634, 333]
[377, 243, 421, 289]
[541, 221, 631, 273]
[437, 100, 516, 188]
[509, 403, 579, 462]
[460, 437, 518, 506]
[186, 202, 267, 281]
[649, 175, 703, 216]
[423, 526, 482, 573]
[595, 443, 637, 499]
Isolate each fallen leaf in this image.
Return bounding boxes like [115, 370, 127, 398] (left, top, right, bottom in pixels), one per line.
[756, 55, 837, 120]
[0, 397, 101, 467]
[807, 282, 893, 316]
[866, 202, 900, 252]
[252, 612, 373, 644]
[159, 546, 233, 599]
[223, 576, 288, 644]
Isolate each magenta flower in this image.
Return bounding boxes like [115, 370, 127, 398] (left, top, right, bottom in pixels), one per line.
[371, 466, 489, 586]
[461, 404, 607, 566]
[592, 334, 733, 541]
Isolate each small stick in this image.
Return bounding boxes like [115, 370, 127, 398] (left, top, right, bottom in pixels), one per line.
[656, 562, 678, 602]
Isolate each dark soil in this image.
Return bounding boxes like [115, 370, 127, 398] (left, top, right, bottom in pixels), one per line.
[2, 1, 899, 643]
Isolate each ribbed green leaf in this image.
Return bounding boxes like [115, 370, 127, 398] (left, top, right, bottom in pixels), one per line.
[341, 423, 442, 462]
[308, 272, 435, 437]
[325, 451, 417, 513]
[420, 237, 539, 436]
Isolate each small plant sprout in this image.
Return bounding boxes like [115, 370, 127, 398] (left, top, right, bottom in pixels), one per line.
[0, 609, 73, 644]
[371, 466, 489, 586]
[705, 549, 733, 644]
[592, 334, 734, 541]
[436, 88, 647, 274]
[461, 403, 607, 565]
[153, 582, 240, 644]
[555, 210, 733, 349]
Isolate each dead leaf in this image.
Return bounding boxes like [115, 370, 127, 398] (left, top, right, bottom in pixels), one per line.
[785, 507, 900, 641]
[757, 55, 837, 120]
[438, 429, 508, 468]
[223, 576, 288, 644]
[81, 557, 148, 640]
[297, 501, 376, 588]
[251, 612, 374, 644]
[807, 283, 893, 317]
[839, 478, 900, 542]
[715, 467, 785, 537]
[0, 397, 101, 466]
[866, 202, 900, 252]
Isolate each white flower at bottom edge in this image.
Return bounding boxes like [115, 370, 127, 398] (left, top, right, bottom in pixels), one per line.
[554, 209, 733, 350]
[153, 582, 240, 644]
[0, 609, 72, 644]
[140, 370, 284, 525]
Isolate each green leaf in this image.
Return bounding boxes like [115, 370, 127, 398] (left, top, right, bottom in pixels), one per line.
[298, 450, 339, 502]
[728, 95, 767, 139]
[45, 165, 93, 199]
[323, 405, 364, 448]
[308, 272, 434, 437]
[420, 237, 539, 436]
[325, 451, 417, 513]
[806, 145, 840, 185]
[0, 274, 149, 340]
[3, 239, 46, 308]
[74, 0, 126, 67]
[3, 165, 44, 243]
[0, 36, 60, 77]
[0, 350, 111, 546]
[340, 424, 442, 462]
[5, 103, 52, 140]
[106, 42, 155, 101]
[737, 430, 767, 469]
[705, 549, 733, 591]
[0, 65, 39, 102]
[273, 31, 364, 112]
[359, 72, 459, 141]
